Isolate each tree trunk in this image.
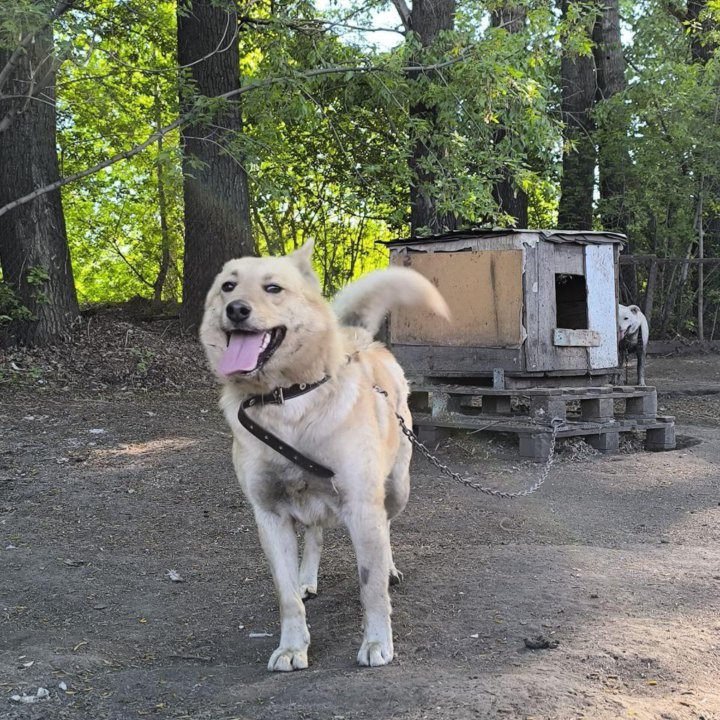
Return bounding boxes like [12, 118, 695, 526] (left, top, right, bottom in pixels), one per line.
[0, 25, 79, 346]
[408, 0, 458, 235]
[695, 176, 705, 341]
[592, 0, 637, 299]
[177, 0, 253, 331]
[557, 0, 596, 231]
[643, 258, 658, 329]
[153, 90, 172, 307]
[592, 0, 628, 233]
[490, 3, 528, 228]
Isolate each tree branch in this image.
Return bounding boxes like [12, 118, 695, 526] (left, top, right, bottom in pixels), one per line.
[0, 53, 476, 219]
[0, 0, 73, 94]
[239, 15, 405, 36]
[389, 0, 412, 32]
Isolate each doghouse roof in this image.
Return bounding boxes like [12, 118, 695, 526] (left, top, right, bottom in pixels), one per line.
[381, 228, 627, 247]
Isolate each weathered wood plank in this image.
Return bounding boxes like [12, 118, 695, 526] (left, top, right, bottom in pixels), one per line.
[533, 243, 587, 371]
[409, 382, 614, 400]
[392, 344, 524, 376]
[553, 244, 585, 275]
[411, 412, 621, 436]
[553, 328, 601, 347]
[389, 250, 524, 347]
[536, 241, 557, 370]
[523, 244, 541, 371]
[586, 244, 619, 370]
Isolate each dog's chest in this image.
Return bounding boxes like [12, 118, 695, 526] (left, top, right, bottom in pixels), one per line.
[620, 328, 640, 350]
[250, 456, 340, 524]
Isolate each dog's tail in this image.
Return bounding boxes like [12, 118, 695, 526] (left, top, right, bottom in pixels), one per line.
[333, 267, 450, 336]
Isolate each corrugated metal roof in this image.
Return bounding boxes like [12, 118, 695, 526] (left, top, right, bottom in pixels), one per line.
[380, 228, 627, 247]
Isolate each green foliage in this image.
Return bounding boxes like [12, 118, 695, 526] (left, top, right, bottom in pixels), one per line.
[56, 1, 183, 304]
[3, 0, 718, 339]
[0, 0, 55, 48]
[0, 282, 34, 325]
[605, 2, 720, 258]
[130, 347, 156, 376]
[47, 0, 565, 302]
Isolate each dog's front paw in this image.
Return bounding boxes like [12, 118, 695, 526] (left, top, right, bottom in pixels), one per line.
[300, 584, 317, 601]
[357, 638, 394, 667]
[268, 646, 309, 672]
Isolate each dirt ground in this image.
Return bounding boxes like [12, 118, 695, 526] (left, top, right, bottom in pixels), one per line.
[2, 330, 720, 720]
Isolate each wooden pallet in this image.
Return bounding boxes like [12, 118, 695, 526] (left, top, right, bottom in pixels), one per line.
[409, 381, 676, 460]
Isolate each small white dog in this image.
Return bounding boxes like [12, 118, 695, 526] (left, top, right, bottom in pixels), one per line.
[617, 303, 649, 386]
[200, 241, 449, 671]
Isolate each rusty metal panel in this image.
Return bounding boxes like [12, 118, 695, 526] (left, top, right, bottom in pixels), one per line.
[390, 251, 524, 347]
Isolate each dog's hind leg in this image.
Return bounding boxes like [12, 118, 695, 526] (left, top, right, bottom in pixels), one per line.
[619, 343, 628, 385]
[299, 525, 323, 600]
[255, 510, 310, 672]
[636, 329, 647, 386]
[385, 444, 411, 587]
[387, 521, 403, 586]
[636, 344, 646, 386]
[344, 502, 394, 667]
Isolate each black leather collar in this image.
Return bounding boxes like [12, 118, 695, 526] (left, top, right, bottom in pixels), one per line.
[242, 376, 330, 408]
[237, 376, 334, 478]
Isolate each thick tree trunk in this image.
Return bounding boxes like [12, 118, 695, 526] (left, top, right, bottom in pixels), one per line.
[490, 3, 528, 228]
[592, 0, 637, 300]
[408, 0, 457, 235]
[177, 0, 253, 331]
[593, 0, 628, 234]
[557, 1, 596, 231]
[491, 170, 528, 227]
[0, 26, 79, 346]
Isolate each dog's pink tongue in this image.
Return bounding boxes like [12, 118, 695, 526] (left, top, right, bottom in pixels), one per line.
[219, 332, 265, 375]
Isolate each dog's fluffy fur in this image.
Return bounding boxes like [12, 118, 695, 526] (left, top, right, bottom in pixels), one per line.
[618, 303, 649, 386]
[200, 242, 449, 671]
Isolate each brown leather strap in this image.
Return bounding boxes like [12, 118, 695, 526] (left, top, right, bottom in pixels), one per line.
[237, 377, 334, 478]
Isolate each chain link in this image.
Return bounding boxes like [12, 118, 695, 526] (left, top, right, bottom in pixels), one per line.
[395, 412, 563, 499]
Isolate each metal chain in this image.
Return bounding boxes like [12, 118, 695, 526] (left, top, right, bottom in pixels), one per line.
[395, 412, 564, 500]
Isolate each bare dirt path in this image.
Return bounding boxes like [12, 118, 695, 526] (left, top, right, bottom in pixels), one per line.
[2, 352, 720, 720]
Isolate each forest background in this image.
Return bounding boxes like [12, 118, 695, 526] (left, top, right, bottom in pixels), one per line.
[1, 0, 720, 346]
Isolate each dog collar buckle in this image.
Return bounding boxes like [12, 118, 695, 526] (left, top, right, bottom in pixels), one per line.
[272, 387, 284, 405]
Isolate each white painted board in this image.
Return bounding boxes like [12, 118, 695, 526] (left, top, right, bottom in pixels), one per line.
[585, 244, 619, 369]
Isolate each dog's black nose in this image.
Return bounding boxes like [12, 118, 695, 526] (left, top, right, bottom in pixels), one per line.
[226, 300, 252, 322]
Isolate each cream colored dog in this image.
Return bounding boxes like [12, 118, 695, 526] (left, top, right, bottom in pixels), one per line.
[200, 241, 449, 671]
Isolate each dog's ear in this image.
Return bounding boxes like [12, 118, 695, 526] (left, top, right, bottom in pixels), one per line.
[289, 240, 320, 288]
[629, 305, 640, 314]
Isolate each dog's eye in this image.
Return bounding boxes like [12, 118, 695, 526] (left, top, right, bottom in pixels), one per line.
[221, 281, 236, 293]
[264, 284, 283, 294]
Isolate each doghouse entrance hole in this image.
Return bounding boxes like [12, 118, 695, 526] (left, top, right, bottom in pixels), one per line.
[555, 274, 588, 329]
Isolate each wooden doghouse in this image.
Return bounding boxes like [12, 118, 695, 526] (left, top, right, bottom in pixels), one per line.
[385, 229, 625, 387]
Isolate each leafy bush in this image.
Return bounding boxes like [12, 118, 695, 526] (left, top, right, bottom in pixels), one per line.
[0, 282, 33, 325]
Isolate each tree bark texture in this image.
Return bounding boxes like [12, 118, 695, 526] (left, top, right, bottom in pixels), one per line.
[409, 0, 458, 235]
[0, 26, 79, 346]
[177, 0, 254, 331]
[593, 0, 628, 234]
[490, 3, 528, 228]
[592, 0, 636, 300]
[557, 1, 596, 231]
[153, 89, 173, 306]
